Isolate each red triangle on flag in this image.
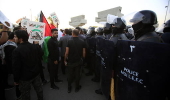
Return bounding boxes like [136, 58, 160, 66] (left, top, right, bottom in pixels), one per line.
[39, 11, 52, 37]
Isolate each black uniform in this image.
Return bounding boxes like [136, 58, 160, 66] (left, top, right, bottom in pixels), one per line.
[161, 20, 170, 44]
[115, 10, 165, 100]
[161, 19, 170, 99]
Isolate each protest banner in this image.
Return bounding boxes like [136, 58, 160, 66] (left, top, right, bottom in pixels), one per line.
[0, 10, 13, 28]
[26, 21, 45, 44]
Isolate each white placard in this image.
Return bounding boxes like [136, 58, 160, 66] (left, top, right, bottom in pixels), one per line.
[0, 10, 13, 28]
[26, 21, 45, 44]
[50, 12, 60, 25]
[21, 18, 30, 27]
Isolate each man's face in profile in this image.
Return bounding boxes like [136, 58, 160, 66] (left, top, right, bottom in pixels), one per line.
[14, 35, 20, 44]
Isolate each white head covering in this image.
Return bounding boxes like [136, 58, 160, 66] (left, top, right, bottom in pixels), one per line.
[128, 28, 134, 36]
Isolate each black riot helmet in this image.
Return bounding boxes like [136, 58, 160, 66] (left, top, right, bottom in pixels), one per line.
[130, 10, 157, 25]
[103, 23, 111, 34]
[164, 20, 170, 28]
[130, 10, 157, 34]
[82, 28, 87, 34]
[163, 20, 170, 32]
[96, 27, 103, 35]
[111, 18, 126, 34]
[113, 18, 126, 29]
[87, 27, 95, 35]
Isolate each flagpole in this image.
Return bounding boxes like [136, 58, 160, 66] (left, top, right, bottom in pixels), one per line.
[30, 9, 32, 21]
[164, 0, 170, 23]
[57, 23, 58, 29]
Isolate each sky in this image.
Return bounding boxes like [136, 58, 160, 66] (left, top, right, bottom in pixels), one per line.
[0, 0, 169, 29]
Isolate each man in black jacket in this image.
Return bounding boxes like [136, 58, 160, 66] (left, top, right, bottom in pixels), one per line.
[1, 32, 17, 90]
[12, 30, 43, 100]
[47, 29, 62, 90]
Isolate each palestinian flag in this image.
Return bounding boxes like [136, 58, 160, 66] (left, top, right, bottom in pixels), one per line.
[42, 36, 51, 63]
[39, 11, 52, 36]
[39, 11, 52, 62]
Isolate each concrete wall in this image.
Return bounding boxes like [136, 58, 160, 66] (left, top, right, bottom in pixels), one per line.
[69, 15, 87, 27]
[95, 6, 124, 23]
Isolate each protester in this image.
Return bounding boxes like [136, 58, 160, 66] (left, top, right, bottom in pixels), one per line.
[0, 25, 9, 100]
[59, 29, 71, 75]
[47, 28, 62, 90]
[64, 29, 86, 93]
[12, 30, 43, 100]
[1, 32, 17, 90]
[33, 41, 48, 85]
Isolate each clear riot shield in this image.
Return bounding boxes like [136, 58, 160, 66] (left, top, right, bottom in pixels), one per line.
[100, 39, 115, 99]
[115, 40, 170, 100]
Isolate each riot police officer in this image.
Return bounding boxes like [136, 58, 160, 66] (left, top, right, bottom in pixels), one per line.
[95, 27, 105, 39]
[85, 27, 96, 76]
[91, 27, 105, 82]
[114, 10, 169, 100]
[161, 20, 170, 44]
[109, 17, 129, 43]
[98, 17, 129, 99]
[161, 19, 170, 100]
[103, 23, 112, 39]
[82, 28, 87, 36]
[130, 10, 162, 42]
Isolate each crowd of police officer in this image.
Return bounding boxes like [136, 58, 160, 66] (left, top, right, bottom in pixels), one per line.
[76, 10, 170, 100]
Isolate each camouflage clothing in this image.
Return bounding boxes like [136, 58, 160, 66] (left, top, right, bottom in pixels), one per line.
[19, 75, 43, 100]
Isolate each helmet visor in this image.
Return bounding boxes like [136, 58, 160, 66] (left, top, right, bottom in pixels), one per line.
[107, 14, 118, 24]
[130, 12, 144, 25]
[122, 11, 143, 26]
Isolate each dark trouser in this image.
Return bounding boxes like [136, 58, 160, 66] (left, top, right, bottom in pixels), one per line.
[61, 56, 66, 74]
[2, 64, 8, 87]
[47, 59, 58, 86]
[89, 54, 96, 74]
[68, 62, 81, 88]
[0, 62, 6, 100]
[40, 67, 45, 82]
[16, 85, 21, 98]
[19, 75, 43, 100]
[95, 56, 101, 80]
[0, 78, 6, 100]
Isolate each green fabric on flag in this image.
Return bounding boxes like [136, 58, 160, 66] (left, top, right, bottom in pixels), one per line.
[42, 36, 51, 62]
